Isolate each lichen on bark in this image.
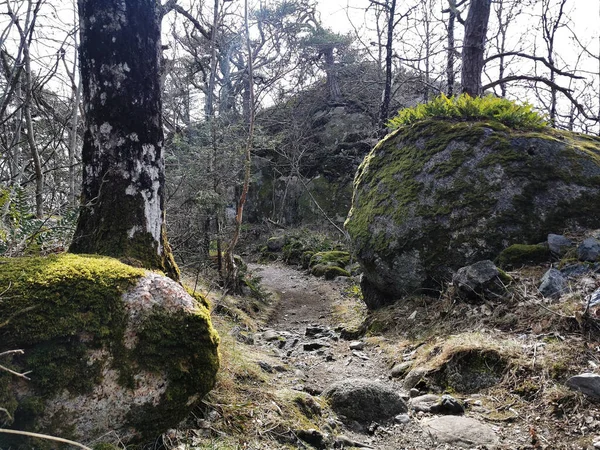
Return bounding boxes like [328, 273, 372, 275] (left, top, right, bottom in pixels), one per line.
[70, 0, 179, 280]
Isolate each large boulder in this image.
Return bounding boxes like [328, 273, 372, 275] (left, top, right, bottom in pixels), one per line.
[0, 254, 219, 447]
[345, 120, 600, 308]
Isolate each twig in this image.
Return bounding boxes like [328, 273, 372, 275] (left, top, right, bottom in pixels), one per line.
[0, 363, 31, 380]
[0, 349, 23, 358]
[0, 429, 92, 449]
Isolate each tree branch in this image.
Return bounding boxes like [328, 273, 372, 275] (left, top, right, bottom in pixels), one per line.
[482, 75, 599, 122]
[484, 51, 584, 79]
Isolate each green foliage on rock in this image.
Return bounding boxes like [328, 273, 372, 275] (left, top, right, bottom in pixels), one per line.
[388, 94, 547, 131]
[0, 253, 219, 445]
[496, 244, 552, 269]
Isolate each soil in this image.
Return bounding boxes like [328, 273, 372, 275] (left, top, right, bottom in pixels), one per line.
[241, 262, 600, 450]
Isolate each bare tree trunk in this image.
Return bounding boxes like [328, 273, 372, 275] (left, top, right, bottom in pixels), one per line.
[70, 0, 179, 280]
[68, 78, 81, 207]
[223, 0, 254, 291]
[461, 0, 492, 97]
[379, 0, 396, 130]
[324, 48, 342, 104]
[446, 5, 456, 96]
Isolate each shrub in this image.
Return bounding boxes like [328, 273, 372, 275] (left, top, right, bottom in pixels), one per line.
[388, 94, 548, 131]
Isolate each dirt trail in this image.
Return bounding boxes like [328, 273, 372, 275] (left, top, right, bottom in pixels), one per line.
[248, 263, 449, 449]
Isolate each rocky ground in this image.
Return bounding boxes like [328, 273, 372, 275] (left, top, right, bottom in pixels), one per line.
[170, 255, 600, 450]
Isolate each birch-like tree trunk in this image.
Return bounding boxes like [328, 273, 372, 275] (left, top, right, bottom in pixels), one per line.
[461, 0, 492, 97]
[70, 0, 179, 280]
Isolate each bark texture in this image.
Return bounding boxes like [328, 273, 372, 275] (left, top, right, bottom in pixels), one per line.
[70, 0, 179, 280]
[461, 0, 491, 97]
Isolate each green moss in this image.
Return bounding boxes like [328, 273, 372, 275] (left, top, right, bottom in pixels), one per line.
[309, 251, 351, 269]
[346, 118, 600, 297]
[496, 244, 552, 269]
[0, 253, 219, 444]
[311, 264, 351, 279]
[127, 307, 219, 436]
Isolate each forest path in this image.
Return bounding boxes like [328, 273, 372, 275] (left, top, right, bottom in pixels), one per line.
[247, 263, 445, 449]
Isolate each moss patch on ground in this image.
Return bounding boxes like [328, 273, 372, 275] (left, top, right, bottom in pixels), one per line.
[496, 244, 552, 269]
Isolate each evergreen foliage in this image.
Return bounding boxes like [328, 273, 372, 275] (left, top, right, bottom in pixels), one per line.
[388, 94, 548, 130]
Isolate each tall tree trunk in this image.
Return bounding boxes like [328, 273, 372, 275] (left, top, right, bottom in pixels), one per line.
[461, 0, 492, 97]
[70, 0, 179, 280]
[446, 5, 456, 96]
[324, 48, 342, 103]
[223, 0, 254, 292]
[379, 0, 396, 130]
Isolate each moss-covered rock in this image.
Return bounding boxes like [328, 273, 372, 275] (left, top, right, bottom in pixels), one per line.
[345, 119, 600, 308]
[309, 251, 351, 269]
[0, 254, 219, 447]
[496, 244, 552, 269]
[311, 264, 351, 280]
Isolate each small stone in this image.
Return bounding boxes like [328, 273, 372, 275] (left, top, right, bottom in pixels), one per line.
[257, 361, 274, 373]
[452, 260, 506, 301]
[263, 330, 281, 342]
[391, 361, 412, 378]
[349, 341, 365, 350]
[548, 234, 573, 256]
[394, 414, 410, 424]
[296, 428, 326, 448]
[410, 394, 440, 413]
[566, 373, 600, 399]
[303, 341, 330, 351]
[538, 268, 568, 298]
[305, 325, 327, 337]
[578, 238, 600, 262]
[409, 388, 421, 398]
[403, 367, 430, 390]
[266, 235, 286, 251]
[437, 394, 465, 415]
[423, 416, 499, 447]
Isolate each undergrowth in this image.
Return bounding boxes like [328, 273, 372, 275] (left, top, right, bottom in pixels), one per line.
[388, 94, 548, 130]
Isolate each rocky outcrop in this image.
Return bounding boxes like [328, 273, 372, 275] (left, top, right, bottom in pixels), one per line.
[0, 254, 219, 447]
[345, 120, 600, 308]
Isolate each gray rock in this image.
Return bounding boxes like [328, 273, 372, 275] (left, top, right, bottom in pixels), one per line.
[452, 260, 505, 301]
[296, 428, 327, 448]
[578, 238, 600, 262]
[422, 416, 499, 448]
[410, 394, 464, 415]
[349, 340, 365, 350]
[394, 414, 410, 424]
[263, 330, 281, 342]
[391, 361, 412, 378]
[322, 378, 407, 423]
[566, 373, 600, 399]
[2, 269, 219, 445]
[266, 235, 286, 251]
[409, 394, 440, 412]
[403, 367, 431, 390]
[346, 123, 600, 308]
[561, 262, 600, 278]
[548, 234, 573, 256]
[437, 394, 465, 415]
[539, 268, 568, 298]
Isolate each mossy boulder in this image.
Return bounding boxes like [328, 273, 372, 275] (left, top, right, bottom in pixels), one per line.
[345, 120, 600, 308]
[309, 251, 351, 269]
[496, 243, 552, 269]
[0, 254, 219, 447]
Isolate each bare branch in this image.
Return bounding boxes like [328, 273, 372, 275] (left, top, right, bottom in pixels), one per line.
[484, 51, 584, 79]
[482, 75, 599, 122]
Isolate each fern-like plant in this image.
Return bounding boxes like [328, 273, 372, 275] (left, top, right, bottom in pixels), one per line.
[387, 94, 548, 131]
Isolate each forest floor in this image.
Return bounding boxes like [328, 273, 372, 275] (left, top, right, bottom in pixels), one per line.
[172, 260, 600, 450]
